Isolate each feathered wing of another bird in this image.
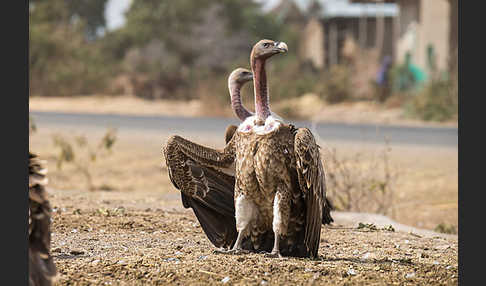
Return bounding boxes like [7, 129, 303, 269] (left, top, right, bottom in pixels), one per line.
[29, 152, 56, 286]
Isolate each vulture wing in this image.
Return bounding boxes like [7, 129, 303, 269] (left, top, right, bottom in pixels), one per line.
[293, 128, 330, 258]
[163, 129, 238, 248]
[29, 153, 56, 286]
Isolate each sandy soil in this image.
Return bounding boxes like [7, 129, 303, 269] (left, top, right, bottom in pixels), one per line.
[48, 188, 457, 286]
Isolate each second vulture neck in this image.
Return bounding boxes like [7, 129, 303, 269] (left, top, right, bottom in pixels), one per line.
[230, 80, 252, 121]
[252, 58, 271, 124]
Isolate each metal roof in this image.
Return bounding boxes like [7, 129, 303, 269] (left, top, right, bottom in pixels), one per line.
[288, 0, 399, 18]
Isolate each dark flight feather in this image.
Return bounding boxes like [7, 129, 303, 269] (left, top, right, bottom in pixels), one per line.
[29, 153, 56, 286]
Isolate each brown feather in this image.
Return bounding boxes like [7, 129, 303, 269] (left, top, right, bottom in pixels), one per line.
[29, 153, 56, 286]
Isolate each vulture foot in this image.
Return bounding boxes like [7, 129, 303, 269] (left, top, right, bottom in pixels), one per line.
[263, 251, 283, 259]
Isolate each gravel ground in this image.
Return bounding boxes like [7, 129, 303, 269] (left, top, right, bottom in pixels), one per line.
[48, 189, 458, 286]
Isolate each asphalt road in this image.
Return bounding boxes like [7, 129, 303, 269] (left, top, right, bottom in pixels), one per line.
[30, 111, 457, 147]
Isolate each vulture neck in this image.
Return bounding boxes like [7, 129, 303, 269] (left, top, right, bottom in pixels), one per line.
[229, 81, 253, 121]
[251, 58, 271, 123]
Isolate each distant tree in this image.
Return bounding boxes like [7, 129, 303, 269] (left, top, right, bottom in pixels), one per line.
[30, 0, 109, 39]
[29, 0, 112, 96]
[102, 0, 283, 99]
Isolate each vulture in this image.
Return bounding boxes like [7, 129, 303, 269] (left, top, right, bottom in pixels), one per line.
[29, 152, 56, 286]
[164, 68, 253, 249]
[163, 39, 333, 258]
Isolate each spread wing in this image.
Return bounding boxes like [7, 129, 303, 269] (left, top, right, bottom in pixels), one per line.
[29, 153, 56, 286]
[294, 128, 332, 258]
[163, 128, 238, 248]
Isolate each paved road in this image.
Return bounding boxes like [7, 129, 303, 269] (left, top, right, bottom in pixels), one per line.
[30, 111, 457, 147]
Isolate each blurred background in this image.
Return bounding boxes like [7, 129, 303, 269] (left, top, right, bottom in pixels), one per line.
[29, 0, 458, 122]
[29, 0, 458, 236]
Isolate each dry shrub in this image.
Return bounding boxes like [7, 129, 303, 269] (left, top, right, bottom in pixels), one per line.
[321, 64, 353, 104]
[52, 128, 117, 191]
[323, 140, 398, 216]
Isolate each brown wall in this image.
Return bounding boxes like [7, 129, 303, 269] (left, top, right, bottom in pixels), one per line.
[395, 0, 451, 73]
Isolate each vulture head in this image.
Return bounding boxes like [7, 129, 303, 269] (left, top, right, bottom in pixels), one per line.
[251, 39, 288, 61]
[228, 68, 253, 85]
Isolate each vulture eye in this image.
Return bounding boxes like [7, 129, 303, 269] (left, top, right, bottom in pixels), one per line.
[263, 43, 271, 48]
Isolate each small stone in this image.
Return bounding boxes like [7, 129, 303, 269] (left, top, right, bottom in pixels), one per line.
[70, 249, 84, 255]
[261, 280, 268, 285]
[420, 252, 429, 258]
[166, 257, 179, 262]
[405, 272, 415, 279]
[361, 252, 376, 260]
[346, 268, 357, 276]
[435, 245, 450, 250]
[221, 276, 230, 284]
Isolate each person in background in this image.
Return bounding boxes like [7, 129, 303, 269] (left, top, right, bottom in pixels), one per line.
[375, 55, 392, 102]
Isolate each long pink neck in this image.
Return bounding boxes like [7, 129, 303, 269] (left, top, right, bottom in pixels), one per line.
[252, 58, 271, 122]
[230, 82, 253, 121]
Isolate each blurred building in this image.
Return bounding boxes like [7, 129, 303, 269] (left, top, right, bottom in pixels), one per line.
[273, 0, 398, 69]
[377, 0, 456, 74]
[273, 0, 457, 74]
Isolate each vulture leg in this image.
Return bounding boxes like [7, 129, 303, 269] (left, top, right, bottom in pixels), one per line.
[267, 188, 291, 258]
[231, 195, 258, 252]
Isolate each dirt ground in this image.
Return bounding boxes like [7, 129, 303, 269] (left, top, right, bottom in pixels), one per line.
[28, 112, 458, 285]
[48, 188, 458, 286]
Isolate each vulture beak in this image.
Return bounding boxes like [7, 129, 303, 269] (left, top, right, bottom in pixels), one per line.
[275, 42, 288, 53]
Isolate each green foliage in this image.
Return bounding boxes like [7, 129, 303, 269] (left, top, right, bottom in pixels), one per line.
[52, 128, 117, 190]
[404, 74, 458, 122]
[65, 0, 109, 39]
[109, 0, 283, 99]
[29, 0, 114, 97]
